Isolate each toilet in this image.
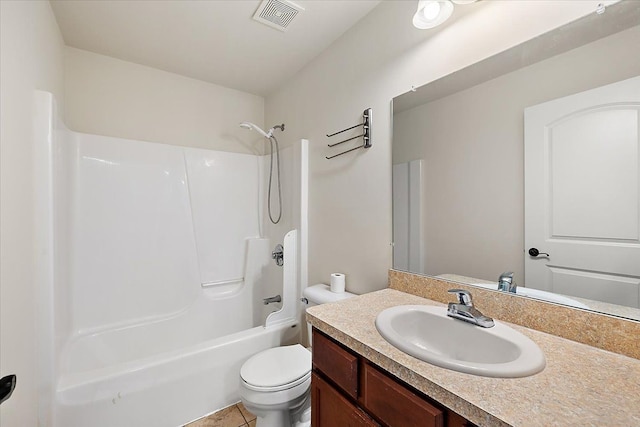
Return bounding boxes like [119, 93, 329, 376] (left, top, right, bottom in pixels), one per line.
[239, 284, 355, 427]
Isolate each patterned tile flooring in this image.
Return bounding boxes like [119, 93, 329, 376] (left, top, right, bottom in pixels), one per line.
[184, 403, 256, 427]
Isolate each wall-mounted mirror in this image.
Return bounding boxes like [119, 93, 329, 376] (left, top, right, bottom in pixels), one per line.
[392, 0, 640, 321]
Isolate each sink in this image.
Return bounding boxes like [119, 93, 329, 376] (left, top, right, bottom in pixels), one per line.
[472, 283, 589, 309]
[375, 305, 545, 378]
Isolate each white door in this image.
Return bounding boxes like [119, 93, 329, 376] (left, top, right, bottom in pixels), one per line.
[392, 160, 424, 273]
[524, 76, 640, 308]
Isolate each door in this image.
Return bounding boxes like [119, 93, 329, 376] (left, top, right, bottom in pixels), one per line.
[524, 76, 640, 308]
[392, 160, 424, 273]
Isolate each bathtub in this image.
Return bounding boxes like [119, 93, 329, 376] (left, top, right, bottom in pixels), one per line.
[52, 235, 300, 427]
[53, 235, 298, 427]
[54, 304, 300, 427]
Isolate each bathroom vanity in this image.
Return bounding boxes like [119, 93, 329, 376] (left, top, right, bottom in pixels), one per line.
[307, 286, 640, 426]
[311, 328, 474, 426]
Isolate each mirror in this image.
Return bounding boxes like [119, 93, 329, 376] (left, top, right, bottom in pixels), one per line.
[392, 0, 640, 321]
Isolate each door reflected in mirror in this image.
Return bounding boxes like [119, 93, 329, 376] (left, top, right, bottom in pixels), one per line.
[392, 0, 640, 321]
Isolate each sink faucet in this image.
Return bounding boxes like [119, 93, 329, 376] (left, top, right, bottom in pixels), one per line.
[498, 271, 517, 293]
[447, 289, 494, 328]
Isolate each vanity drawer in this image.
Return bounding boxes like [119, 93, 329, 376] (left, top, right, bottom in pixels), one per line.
[312, 329, 359, 399]
[361, 362, 444, 427]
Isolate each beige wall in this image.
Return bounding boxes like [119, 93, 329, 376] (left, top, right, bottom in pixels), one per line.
[393, 27, 640, 285]
[64, 47, 265, 154]
[0, 1, 65, 425]
[265, 0, 616, 295]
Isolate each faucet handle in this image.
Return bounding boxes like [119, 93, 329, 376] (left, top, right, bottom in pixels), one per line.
[448, 289, 473, 307]
[499, 271, 514, 281]
[498, 271, 517, 292]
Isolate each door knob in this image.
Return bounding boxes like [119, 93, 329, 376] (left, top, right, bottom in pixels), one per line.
[528, 248, 549, 257]
[0, 375, 16, 405]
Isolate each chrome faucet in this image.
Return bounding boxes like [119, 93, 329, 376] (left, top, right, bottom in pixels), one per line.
[263, 294, 282, 305]
[447, 289, 494, 328]
[272, 244, 284, 267]
[498, 271, 517, 293]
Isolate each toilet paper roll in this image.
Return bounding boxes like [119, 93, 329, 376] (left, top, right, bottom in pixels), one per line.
[330, 273, 346, 293]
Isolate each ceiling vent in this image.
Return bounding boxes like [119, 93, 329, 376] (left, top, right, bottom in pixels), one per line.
[252, 0, 304, 32]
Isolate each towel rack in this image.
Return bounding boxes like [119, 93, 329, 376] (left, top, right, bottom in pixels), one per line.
[325, 108, 372, 159]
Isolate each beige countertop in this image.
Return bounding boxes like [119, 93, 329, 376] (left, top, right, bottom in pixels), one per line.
[306, 288, 640, 427]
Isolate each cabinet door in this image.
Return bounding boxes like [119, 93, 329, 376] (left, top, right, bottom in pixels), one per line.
[361, 362, 443, 427]
[312, 329, 359, 399]
[311, 373, 379, 427]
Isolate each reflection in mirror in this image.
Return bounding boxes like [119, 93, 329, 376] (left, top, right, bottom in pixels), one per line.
[392, 1, 640, 321]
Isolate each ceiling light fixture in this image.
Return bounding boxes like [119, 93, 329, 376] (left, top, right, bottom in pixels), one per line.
[413, 0, 453, 29]
[413, 0, 477, 30]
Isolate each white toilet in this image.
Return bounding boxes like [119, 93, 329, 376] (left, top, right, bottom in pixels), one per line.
[239, 284, 355, 427]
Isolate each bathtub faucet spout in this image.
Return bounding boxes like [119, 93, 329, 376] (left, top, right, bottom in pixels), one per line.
[263, 295, 282, 305]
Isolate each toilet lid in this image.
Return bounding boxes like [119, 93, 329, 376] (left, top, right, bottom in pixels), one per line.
[241, 344, 311, 389]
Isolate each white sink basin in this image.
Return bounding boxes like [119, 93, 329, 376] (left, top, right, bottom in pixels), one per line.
[472, 283, 589, 309]
[375, 305, 546, 378]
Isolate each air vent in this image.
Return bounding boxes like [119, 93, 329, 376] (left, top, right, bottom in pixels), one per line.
[252, 0, 304, 32]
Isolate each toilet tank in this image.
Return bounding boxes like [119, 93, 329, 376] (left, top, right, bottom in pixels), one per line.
[303, 284, 356, 345]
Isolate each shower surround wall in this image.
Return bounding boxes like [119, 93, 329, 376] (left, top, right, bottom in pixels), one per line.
[35, 92, 305, 427]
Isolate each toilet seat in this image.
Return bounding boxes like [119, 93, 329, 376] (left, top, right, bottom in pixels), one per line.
[241, 344, 311, 392]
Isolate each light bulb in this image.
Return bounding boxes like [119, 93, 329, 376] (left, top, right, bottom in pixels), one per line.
[412, 0, 454, 29]
[421, 2, 441, 20]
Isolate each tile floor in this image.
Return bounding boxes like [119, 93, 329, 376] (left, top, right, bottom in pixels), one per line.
[184, 402, 256, 427]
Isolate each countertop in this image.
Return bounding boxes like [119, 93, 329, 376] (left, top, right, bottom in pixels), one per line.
[306, 288, 640, 427]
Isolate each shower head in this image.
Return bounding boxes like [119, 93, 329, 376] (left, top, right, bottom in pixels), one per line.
[239, 122, 271, 138]
[239, 122, 285, 139]
[240, 120, 285, 224]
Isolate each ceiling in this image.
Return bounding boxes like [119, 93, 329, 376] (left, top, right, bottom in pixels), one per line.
[50, 0, 382, 97]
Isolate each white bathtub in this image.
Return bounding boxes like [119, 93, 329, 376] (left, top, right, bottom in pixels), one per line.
[55, 312, 300, 427]
[54, 235, 297, 427]
[52, 236, 299, 427]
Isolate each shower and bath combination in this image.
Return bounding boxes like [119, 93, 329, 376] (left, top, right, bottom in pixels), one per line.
[34, 91, 305, 427]
[240, 122, 285, 224]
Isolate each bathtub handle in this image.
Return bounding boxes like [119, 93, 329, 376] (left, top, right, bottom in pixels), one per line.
[272, 244, 284, 267]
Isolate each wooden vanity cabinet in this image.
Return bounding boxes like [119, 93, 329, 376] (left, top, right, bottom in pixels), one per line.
[311, 329, 476, 427]
[311, 372, 379, 427]
[360, 361, 444, 427]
